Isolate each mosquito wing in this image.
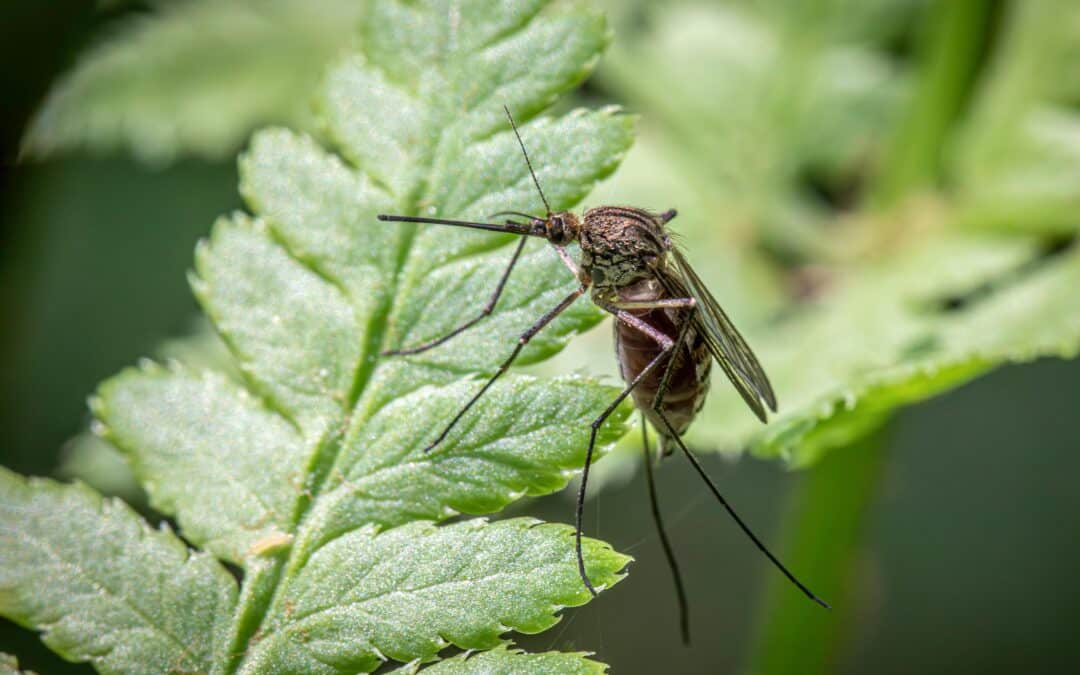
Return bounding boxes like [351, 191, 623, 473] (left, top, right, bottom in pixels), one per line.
[660, 247, 778, 423]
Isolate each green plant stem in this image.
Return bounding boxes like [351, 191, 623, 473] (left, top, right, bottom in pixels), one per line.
[873, 0, 996, 206]
[742, 427, 887, 675]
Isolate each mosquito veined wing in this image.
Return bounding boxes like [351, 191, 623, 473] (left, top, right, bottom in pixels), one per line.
[659, 247, 778, 423]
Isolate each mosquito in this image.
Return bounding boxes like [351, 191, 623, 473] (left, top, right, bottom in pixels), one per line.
[378, 107, 829, 643]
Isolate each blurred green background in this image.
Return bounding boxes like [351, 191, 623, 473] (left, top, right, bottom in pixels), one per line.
[2, 1, 1079, 673]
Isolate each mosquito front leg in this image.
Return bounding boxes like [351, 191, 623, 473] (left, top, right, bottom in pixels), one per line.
[614, 297, 695, 311]
[383, 235, 529, 356]
[550, 243, 583, 278]
[422, 280, 589, 453]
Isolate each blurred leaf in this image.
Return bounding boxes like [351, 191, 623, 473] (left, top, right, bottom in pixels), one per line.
[155, 316, 240, 377]
[6, 1, 638, 672]
[0, 468, 238, 675]
[694, 228, 1080, 466]
[392, 644, 606, 674]
[952, 0, 1080, 233]
[56, 317, 236, 502]
[55, 431, 142, 502]
[585, 1, 1080, 469]
[0, 652, 37, 675]
[871, 0, 992, 206]
[599, 0, 912, 260]
[22, 0, 365, 164]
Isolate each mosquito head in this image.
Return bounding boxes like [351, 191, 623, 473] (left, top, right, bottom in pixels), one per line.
[544, 211, 580, 245]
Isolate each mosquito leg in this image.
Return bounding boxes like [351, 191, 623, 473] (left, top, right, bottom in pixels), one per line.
[576, 307, 676, 596]
[551, 243, 593, 288]
[644, 309, 827, 606]
[614, 297, 695, 311]
[648, 308, 694, 460]
[653, 406, 832, 610]
[641, 411, 691, 645]
[648, 307, 695, 413]
[383, 235, 529, 356]
[423, 282, 588, 453]
[502, 220, 585, 284]
[499, 223, 584, 285]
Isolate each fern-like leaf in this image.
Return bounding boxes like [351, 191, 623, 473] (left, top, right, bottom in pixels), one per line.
[2, 1, 635, 672]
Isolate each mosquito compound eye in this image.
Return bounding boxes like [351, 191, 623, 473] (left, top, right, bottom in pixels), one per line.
[548, 216, 568, 243]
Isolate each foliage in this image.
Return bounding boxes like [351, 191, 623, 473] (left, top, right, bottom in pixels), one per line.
[0, 652, 38, 675]
[391, 645, 606, 674]
[589, 0, 1080, 466]
[27, 0, 1080, 472]
[9, 0, 1080, 672]
[0, 469, 237, 674]
[2, 1, 634, 672]
[22, 0, 365, 164]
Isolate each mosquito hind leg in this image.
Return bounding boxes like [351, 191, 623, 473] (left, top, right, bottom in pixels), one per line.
[641, 412, 691, 645]
[646, 311, 829, 609]
[382, 235, 529, 356]
[652, 405, 832, 610]
[638, 309, 695, 643]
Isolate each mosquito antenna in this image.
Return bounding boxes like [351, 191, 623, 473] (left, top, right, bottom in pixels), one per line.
[504, 105, 551, 216]
[489, 210, 543, 223]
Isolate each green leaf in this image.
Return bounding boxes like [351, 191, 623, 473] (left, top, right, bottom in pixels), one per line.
[571, 1, 1080, 470]
[22, 0, 365, 164]
[693, 230, 1080, 466]
[392, 644, 606, 674]
[241, 519, 627, 673]
[952, 0, 1080, 234]
[0, 467, 237, 675]
[56, 431, 143, 503]
[599, 0, 910, 260]
[94, 365, 307, 564]
[57, 318, 235, 503]
[0, 652, 37, 675]
[77, 0, 633, 671]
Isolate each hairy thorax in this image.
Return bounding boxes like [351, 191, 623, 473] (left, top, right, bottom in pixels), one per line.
[579, 206, 668, 291]
[576, 206, 711, 441]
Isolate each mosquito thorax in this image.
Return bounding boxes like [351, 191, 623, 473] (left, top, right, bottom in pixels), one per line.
[578, 206, 670, 289]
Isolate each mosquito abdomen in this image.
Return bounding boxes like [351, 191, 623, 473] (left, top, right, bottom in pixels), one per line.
[614, 280, 712, 445]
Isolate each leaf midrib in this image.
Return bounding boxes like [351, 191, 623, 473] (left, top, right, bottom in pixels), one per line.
[229, 17, 503, 668]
